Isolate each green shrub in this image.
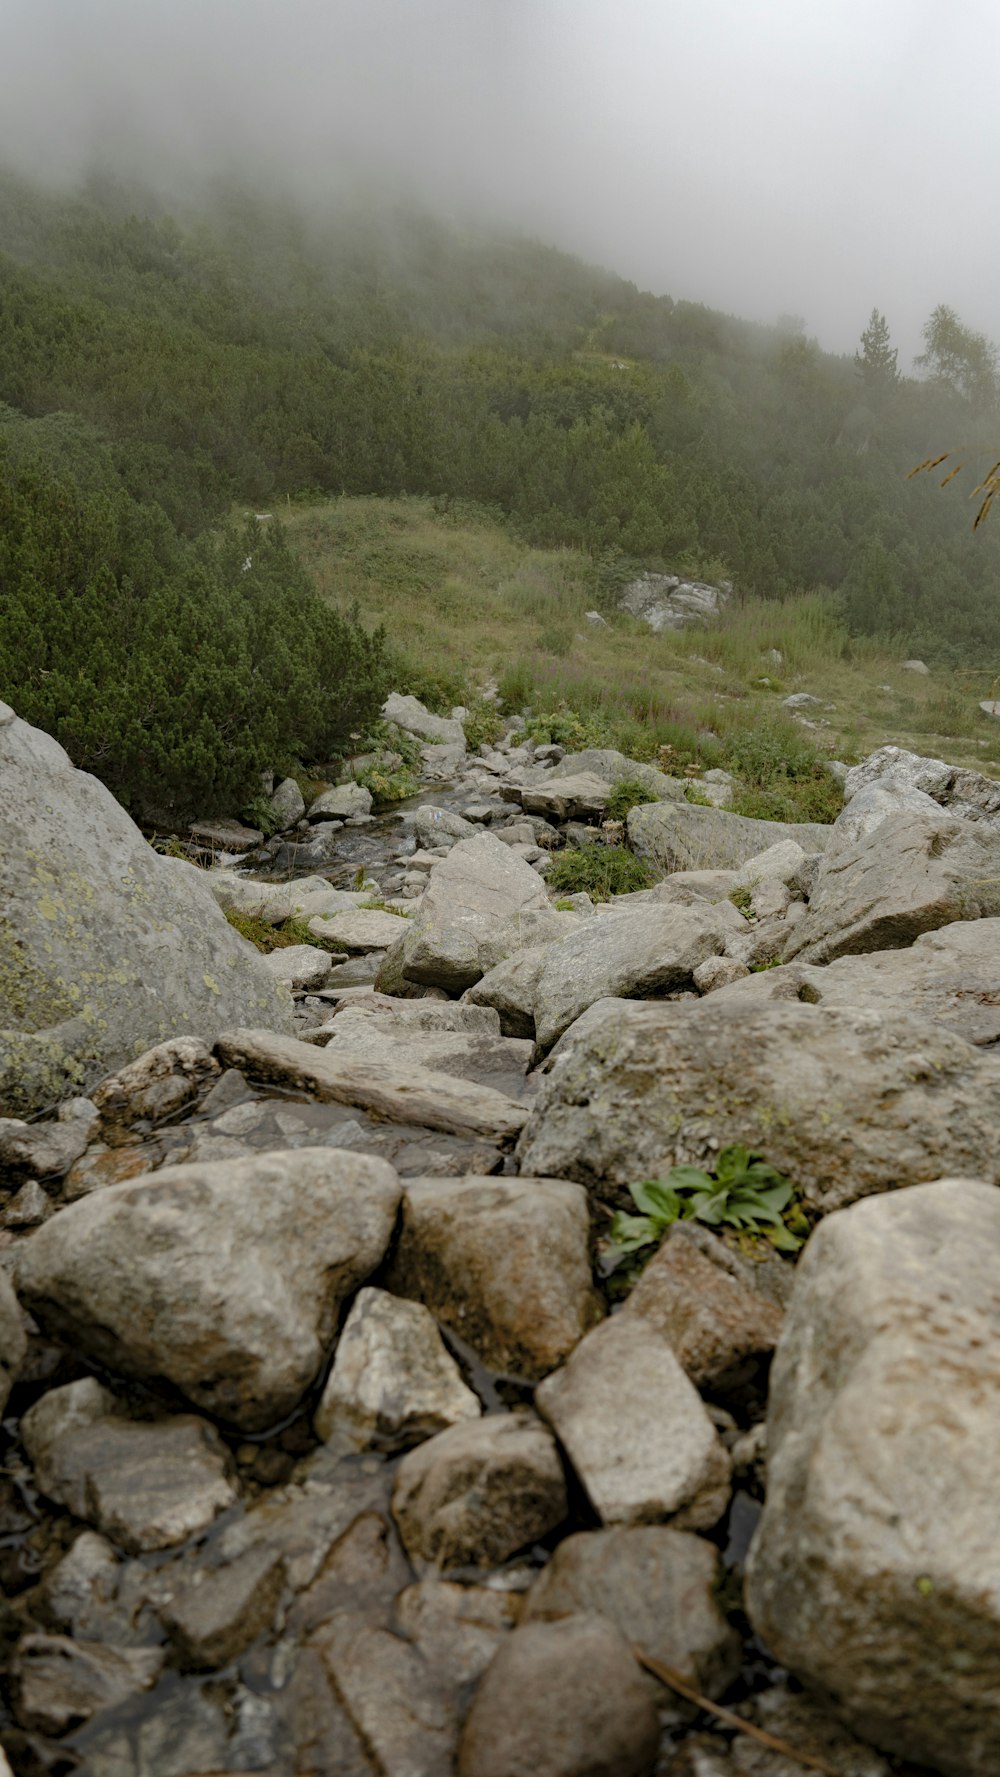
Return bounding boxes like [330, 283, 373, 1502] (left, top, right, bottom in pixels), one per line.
[605, 777, 655, 821]
[723, 716, 843, 825]
[546, 843, 653, 901]
[462, 696, 506, 752]
[355, 762, 422, 805]
[497, 660, 535, 711]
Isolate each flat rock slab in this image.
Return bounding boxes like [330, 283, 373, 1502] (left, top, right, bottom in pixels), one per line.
[188, 817, 263, 850]
[383, 1175, 601, 1380]
[503, 772, 614, 823]
[309, 909, 410, 952]
[536, 1317, 731, 1530]
[517, 995, 1000, 1216]
[746, 1179, 1000, 1777]
[628, 798, 832, 874]
[0, 703, 293, 1117]
[319, 1017, 534, 1097]
[15, 1147, 401, 1431]
[784, 811, 1000, 964]
[216, 1027, 528, 1143]
[384, 692, 466, 748]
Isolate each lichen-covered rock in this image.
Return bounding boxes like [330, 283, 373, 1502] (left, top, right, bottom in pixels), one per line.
[15, 1148, 401, 1431]
[746, 1179, 1000, 1777]
[0, 701, 293, 1116]
[628, 798, 832, 875]
[379, 832, 553, 993]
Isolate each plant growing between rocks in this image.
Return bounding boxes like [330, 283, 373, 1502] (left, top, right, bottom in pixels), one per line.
[546, 843, 654, 901]
[607, 1147, 807, 1276]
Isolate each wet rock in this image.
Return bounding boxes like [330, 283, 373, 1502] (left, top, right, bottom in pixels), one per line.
[12, 1633, 163, 1735]
[0, 1116, 91, 1185]
[382, 830, 552, 993]
[535, 1317, 731, 1530]
[22, 1384, 236, 1553]
[37, 1533, 135, 1644]
[307, 782, 373, 820]
[413, 805, 477, 847]
[393, 1578, 518, 1689]
[317, 1611, 458, 1776]
[392, 1413, 567, 1569]
[315, 1287, 481, 1451]
[0, 1269, 27, 1415]
[2, 1178, 51, 1226]
[70, 1673, 250, 1777]
[160, 1545, 285, 1669]
[784, 811, 1000, 964]
[383, 1175, 600, 1380]
[516, 996, 1000, 1216]
[260, 944, 334, 989]
[730, 1685, 897, 1776]
[628, 800, 832, 875]
[269, 775, 306, 827]
[215, 1027, 528, 1143]
[458, 1614, 660, 1777]
[522, 1525, 740, 1696]
[746, 1178, 1000, 1777]
[15, 1147, 401, 1431]
[308, 908, 411, 951]
[621, 1223, 784, 1392]
[285, 1507, 412, 1637]
[89, 1036, 220, 1134]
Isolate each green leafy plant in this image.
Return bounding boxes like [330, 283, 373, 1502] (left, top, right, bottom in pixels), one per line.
[355, 761, 422, 805]
[605, 777, 655, 822]
[608, 1146, 806, 1265]
[546, 843, 653, 901]
[240, 793, 283, 838]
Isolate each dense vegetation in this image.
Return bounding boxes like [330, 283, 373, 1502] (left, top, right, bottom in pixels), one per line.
[1, 165, 999, 817]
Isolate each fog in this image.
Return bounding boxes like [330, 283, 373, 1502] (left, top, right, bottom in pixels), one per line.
[2, 0, 998, 363]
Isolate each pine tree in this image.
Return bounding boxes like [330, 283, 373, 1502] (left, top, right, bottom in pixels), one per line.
[855, 310, 899, 390]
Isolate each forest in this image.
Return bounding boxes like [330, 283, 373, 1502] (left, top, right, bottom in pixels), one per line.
[1, 165, 998, 818]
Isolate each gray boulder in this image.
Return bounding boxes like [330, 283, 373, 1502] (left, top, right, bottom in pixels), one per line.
[379, 832, 554, 993]
[545, 748, 687, 800]
[620, 572, 728, 632]
[261, 944, 334, 990]
[15, 1148, 401, 1431]
[746, 1179, 1000, 1777]
[845, 744, 1000, 829]
[516, 996, 1000, 1215]
[269, 775, 306, 828]
[314, 1287, 480, 1451]
[413, 805, 477, 848]
[0, 701, 294, 1116]
[831, 778, 950, 848]
[628, 798, 832, 875]
[307, 782, 373, 821]
[384, 692, 466, 748]
[784, 812, 1000, 965]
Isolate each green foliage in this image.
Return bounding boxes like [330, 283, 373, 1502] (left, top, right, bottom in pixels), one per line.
[723, 717, 843, 824]
[357, 898, 409, 916]
[855, 309, 899, 390]
[355, 762, 422, 805]
[462, 697, 506, 752]
[497, 661, 535, 712]
[605, 778, 656, 822]
[728, 885, 754, 915]
[240, 794, 283, 838]
[608, 1147, 806, 1270]
[524, 705, 614, 751]
[545, 843, 653, 901]
[224, 910, 330, 953]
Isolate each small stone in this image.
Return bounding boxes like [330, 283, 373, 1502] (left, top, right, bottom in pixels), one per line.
[160, 1545, 285, 1668]
[621, 1224, 784, 1394]
[392, 1414, 567, 1570]
[2, 1178, 51, 1227]
[0, 1117, 91, 1185]
[693, 954, 750, 993]
[12, 1633, 163, 1735]
[91, 1037, 218, 1132]
[902, 658, 930, 673]
[393, 1579, 518, 1689]
[317, 1612, 459, 1777]
[0, 1269, 27, 1415]
[314, 1288, 481, 1452]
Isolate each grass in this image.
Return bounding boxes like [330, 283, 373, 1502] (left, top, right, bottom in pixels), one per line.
[546, 844, 654, 901]
[224, 911, 335, 953]
[284, 495, 1000, 801]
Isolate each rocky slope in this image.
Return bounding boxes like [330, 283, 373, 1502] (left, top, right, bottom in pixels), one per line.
[1, 700, 998, 1777]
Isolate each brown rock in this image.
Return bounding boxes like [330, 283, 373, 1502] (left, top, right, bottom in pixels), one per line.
[621, 1223, 784, 1392]
[392, 1413, 567, 1569]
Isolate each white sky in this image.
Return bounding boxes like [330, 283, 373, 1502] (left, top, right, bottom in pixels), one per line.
[2, 0, 998, 363]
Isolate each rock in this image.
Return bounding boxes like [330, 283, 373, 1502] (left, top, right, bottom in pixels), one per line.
[784, 812, 1000, 965]
[314, 1287, 481, 1451]
[749, 878, 792, 920]
[307, 781, 373, 821]
[505, 770, 614, 823]
[2, 1178, 51, 1227]
[628, 800, 832, 875]
[697, 768, 734, 808]
[160, 1545, 285, 1668]
[0, 1270, 26, 1414]
[413, 805, 477, 848]
[0, 702, 293, 1118]
[620, 572, 729, 632]
[317, 1612, 458, 1777]
[530, 901, 735, 1048]
[621, 1223, 784, 1392]
[284, 1505, 412, 1638]
[536, 1317, 731, 1530]
[15, 1147, 401, 1431]
[746, 1179, 1000, 1777]
[319, 1011, 533, 1095]
[458, 1615, 660, 1777]
[204, 870, 301, 924]
[547, 747, 687, 800]
[0, 1116, 91, 1185]
[420, 738, 467, 778]
[308, 908, 410, 953]
[269, 775, 306, 827]
[584, 609, 608, 627]
[902, 657, 930, 672]
[12, 1633, 162, 1735]
[384, 691, 466, 748]
[522, 1526, 739, 1696]
[382, 832, 552, 993]
[89, 1036, 218, 1132]
[382, 1176, 600, 1380]
[260, 943, 334, 990]
[392, 1414, 567, 1569]
[979, 699, 1000, 721]
[844, 743, 1000, 830]
[189, 816, 263, 850]
[393, 1579, 518, 1689]
[730, 1686, 898, 1777]
[216, 1027, 528, 1143]
[21, 1384, 236, 1553]
[693, 954, 750, 992]
[732, 839, 808, 890]
[464, 946, 551, 1038]
[330, 999, 503, 1036]
[831, 777, 950, 848]
[516, 995, 1000, 1216]
[782, 691, 822, 709]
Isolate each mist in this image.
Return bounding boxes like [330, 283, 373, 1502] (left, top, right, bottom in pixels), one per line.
[2, 0, 998, 364]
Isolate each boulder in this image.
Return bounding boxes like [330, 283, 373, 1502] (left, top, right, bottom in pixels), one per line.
[307, 782, 373, 821]
[516, 996, 1000, 1216]
[731, 839, 808, 890]
[261, 944, 335, 990]
[380, 832, 552, 993]
[746, 1179, 1000, 1777]
[535, 1317, 731, 1531]
[314, 1287, 481, 1451]
[546, 749, 686, 800]
[392, 1414, 567, 1569]
[620, 572, 729, 632]
[831, 778, 950, 848]
[382, 1176, 600, 1380]
[522, 1526, 739, 1696]
[319, 1009, 533, 1095]
[0, 1270, 26, 1415]
[413, 805, 477, 848]
[14, 1148, 401, 1431]
[784, 812, 1000, 965]
[844, 744, 1000, 830]
[189, 816, 262, 850]
[503, 770, 614, 823]
[459, 1615, 660, 1777]
[89, 1036, 217, 1131]
[628, 799, 832, 875]
[0, 700, 294, 1117]
[269, 775, 306, 828]
[394, 1579, 518, 1690]
[621, 1222, 784, 1392]
[384, 692, 466, 748]
[464, 946, 551, 1039]
[308, 908, 409, 952]
[0, 1115, 92, 1185]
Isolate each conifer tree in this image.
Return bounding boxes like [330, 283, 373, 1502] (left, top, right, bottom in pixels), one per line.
[855, 310, 899, 390]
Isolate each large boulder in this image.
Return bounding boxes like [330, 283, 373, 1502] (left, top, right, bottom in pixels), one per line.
[378, 832, 555, 994]
[746, 1179, 1000, 1777]
[619, 572, 728, 632]
[784, 812, 1000, 965]
[544, 748, 686, 800]
[844, 744, 1000, 830]
[383, 692, 466, 749]
[0, 701, 294, 1116]
[14, 1148, 401, 1431]
[628, 799, 832, 875]
[516, 996, 1000, 1215]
